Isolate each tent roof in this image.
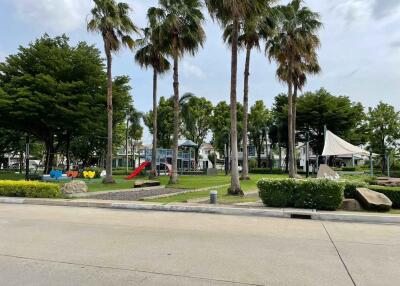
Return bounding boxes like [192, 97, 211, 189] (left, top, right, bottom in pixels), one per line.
[322, 130, 370, 156]
[179, 140, 198, 148]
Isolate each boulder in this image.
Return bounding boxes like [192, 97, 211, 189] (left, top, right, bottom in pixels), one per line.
[61, 180, 88, 195]
[342, 199, 362, 211]
[317, 164, 340, 180]
[377, 177, 400, 187]
[355, 188, 392, 212]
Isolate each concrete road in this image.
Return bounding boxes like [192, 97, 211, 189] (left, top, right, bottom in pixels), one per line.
[0, 205, 399, 286]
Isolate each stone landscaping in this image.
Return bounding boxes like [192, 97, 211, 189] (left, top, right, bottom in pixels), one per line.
[87, 188, 188, 201]
[61, 180, 88, 195]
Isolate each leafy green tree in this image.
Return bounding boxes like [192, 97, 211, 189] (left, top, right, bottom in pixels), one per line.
[206, 0, 266, 195]
[135, 18, 170, 175]
[0, 35, 109, 173]
[296, 88, 365, 156]
[149, 0, 205, 184]
[87, 0, 139, 183]
[367, 102, 400, 173]
[248, 100, 272, 168]
[144, 96, 174, 149]
[0, 35, 134, 172]
[269, 94, 289, 171]
[210, 101, 243, 163]
[180, 94, 213, 165]
[266, 0, 322, 178]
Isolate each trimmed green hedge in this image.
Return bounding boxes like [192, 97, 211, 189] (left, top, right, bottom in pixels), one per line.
[0, 180, 62, 198]
[343, 181, 367, 199]
[369, 186, 400, 209]
[257, 179, 344, 211]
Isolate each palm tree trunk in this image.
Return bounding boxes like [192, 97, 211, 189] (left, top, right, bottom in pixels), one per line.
[170, 38, 179, 184]
[151, 68, 158, 178]
[66, 133, 70, 171]
[287, 77, 295, 178]
[241, 45, 251, 180]
[103, 47, 115, 184]
[292, 84, 298, 175]
[125, 117, 129, 175]
[228, 17, 243, 196]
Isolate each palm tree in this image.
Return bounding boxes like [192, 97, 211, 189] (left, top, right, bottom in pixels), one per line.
[206, 0, 266, 195]
[88, 0, 139, 183]
[266, 0, 321, 178]
[223, 5, 276, 180]
[135, 22, 171, 178]
[276, 52, 320, 174]
[148, 0, 205, 184]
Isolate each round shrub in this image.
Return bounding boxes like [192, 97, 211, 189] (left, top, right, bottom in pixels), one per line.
[257, 179, 296, 207]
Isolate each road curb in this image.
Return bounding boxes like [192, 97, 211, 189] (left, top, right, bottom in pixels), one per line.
[0, 197, 399, 224]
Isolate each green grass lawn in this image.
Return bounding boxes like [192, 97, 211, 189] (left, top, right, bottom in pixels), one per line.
[146, 173, 287, 204]
[0, 172, 26, 180]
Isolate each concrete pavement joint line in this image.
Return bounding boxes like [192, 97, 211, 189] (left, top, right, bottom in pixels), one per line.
[0, 253, 262, 286]
[321, 222, 357, 286]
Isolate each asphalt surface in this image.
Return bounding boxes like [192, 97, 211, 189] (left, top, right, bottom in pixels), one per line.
[0, 204, 399, 286]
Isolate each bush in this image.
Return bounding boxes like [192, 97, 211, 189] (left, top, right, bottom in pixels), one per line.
[294, 180, 343, 210]
[258, 179, 344, 211]
[369, 186, 400, 209]
[0, 180, 62, 198]
[343, 181, 367, 199]
[257, 179, 296, 207]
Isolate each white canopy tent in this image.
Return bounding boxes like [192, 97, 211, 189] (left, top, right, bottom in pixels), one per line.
[321, 130, 374, 176]
[322, 130, 370, 157]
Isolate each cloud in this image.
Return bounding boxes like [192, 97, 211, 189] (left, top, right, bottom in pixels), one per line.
[371, 0, 400, 19]
[11, 0, 91, 33]
[390, 39, 400, 49]
[182, 61, 206, 80]
[332, 0, 371, 25]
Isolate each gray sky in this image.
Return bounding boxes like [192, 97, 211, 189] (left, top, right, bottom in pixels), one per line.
[0, 0, 399, 143]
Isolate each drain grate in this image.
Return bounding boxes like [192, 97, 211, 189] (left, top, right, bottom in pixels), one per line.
[290, 214, 312, 220]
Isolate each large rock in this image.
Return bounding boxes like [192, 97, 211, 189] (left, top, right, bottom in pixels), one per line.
[61, 180, 88, 195]
[355, 188, 392, 212]
[342, 199, 362, 211]
[317, 164, 340, 180]
[377, 177, 400, 187]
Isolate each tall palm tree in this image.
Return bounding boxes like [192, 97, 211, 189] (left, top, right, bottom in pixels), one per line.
[266, 0, 321, 178]
[206, 0, 266, 195]
[88, 0, 139, 183]
[223, 4, 276, 180]
[135, 22, 171, 178]
[276, 52, 321, 173]
[148, 0, 205, 184]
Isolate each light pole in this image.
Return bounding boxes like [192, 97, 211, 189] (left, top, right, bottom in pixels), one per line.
[25, 135, 30, 181]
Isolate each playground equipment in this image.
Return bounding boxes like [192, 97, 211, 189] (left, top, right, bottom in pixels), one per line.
[83, 171, 96, 179]
[127, 162, 151, 180]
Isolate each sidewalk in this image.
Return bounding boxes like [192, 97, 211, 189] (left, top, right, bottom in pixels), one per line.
[1, 196, 399, 224]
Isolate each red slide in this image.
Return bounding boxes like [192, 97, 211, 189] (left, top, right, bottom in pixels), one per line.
[126, 162, 151, 180]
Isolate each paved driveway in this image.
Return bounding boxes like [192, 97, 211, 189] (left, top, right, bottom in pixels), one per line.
[0, 204, 399, 286]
